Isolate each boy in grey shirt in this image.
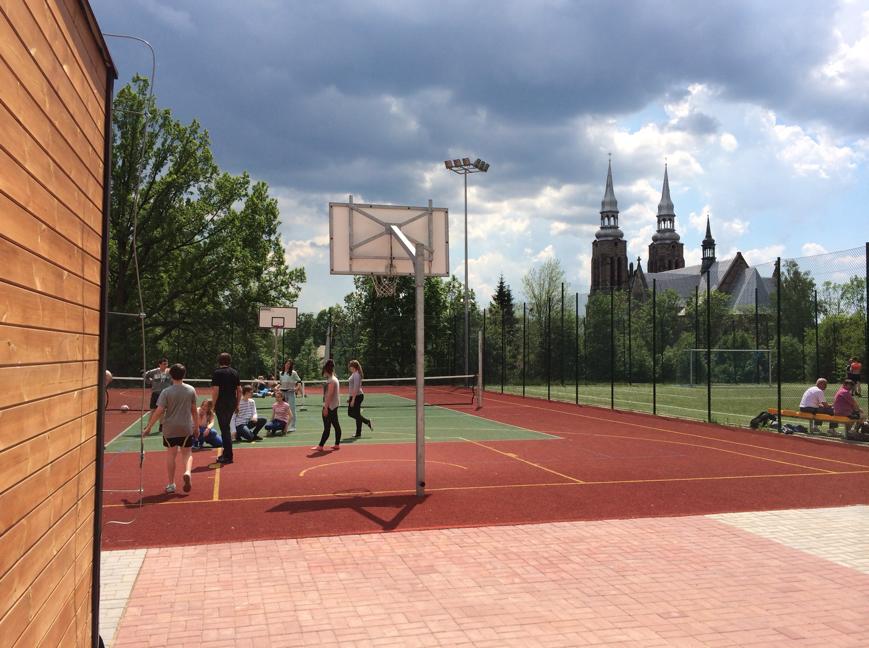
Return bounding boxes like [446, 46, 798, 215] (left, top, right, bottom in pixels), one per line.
[143, 363, 198, 494]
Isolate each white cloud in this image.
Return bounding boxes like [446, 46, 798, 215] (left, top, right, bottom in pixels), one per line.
[760, 110, 862, 179]
[815, 9, 869, 91]
[284, 235, 329, 267]
[720, 132, 738, 152]
[739, 245, 786, 266]
[719, 218, 749, 237]
[533, 245, 556, 262]
[801, 242, 829, 256]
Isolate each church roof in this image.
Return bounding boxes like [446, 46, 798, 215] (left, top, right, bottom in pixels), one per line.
[645, 258, 773, 309]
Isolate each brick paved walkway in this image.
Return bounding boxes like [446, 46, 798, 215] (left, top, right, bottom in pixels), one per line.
[102, 506, 869, 647]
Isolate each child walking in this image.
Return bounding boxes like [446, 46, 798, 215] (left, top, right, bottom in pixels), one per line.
[347, 359, 373, 438]
[313, 359, 341, 451]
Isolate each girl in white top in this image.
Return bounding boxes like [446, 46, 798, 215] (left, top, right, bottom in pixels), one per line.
[347, 359, 373, 438]
[279, 359, 301, 432]
[313, 359, 342, 451]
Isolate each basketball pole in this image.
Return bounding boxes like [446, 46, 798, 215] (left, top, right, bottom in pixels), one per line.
[388, 224, 426, 497]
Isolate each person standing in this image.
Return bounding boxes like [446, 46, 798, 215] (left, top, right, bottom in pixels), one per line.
[211, 352, 241, 464]
[142, 363, 198, 493]
[144, 357, 171, 430]
[846, 357, 863, 397]
[347, 359, 373, 438]
[313, 359, 341, 451]
[279, 359, 301, 432]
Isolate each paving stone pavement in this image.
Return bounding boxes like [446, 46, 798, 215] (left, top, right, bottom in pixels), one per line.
[102, 506, 869, 647]
[99, 549, 146, 647]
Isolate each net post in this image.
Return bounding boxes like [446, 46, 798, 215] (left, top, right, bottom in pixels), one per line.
[706, 268, 712, 423]
[477, 330, 484, 409]
[609, 287, 614, 410]
[575, 292, 579, 405]
[414, 242, 425, 498]
[776, 257, 782, 430]
[522, 302, 526, 398]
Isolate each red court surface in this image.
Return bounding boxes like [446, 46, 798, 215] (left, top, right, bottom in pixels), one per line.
[100, 391, 869, 549]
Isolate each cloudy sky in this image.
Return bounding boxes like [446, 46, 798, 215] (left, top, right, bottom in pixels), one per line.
[92, 0, 869, 312]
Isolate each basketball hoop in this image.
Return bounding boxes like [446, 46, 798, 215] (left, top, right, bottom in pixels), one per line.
[371, 261, 398, 298]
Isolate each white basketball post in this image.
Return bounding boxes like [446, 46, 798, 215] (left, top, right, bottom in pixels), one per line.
[329, 197, 448, 498]
[387, 223, 426, 497]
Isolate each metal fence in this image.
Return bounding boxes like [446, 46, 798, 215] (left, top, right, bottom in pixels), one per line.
[481, 243, 868, 429]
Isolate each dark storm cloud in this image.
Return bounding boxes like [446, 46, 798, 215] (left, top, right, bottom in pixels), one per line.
[93, 0, 851, 202]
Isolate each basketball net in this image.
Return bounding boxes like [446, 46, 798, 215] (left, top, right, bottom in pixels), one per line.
[371, 261, 398, 298]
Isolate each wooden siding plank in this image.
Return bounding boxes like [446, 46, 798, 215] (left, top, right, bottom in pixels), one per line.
[0, 85, 103, 212]
[0, 361, 98, 410]
[30, 0, 104, 107]
[0, 148, 102, 253]
[0, 192, 100, 282]
[0, 5, 103, 150]
[0, 237, 100, 309]
[0, 474, 79, 580]
[0, 51, 103, 187]
[0, 501, 77, 622]
[0, 324, 98, 366]
[0, 281, 99, 335]
[0, 101, 102, 232]
[0, 413, 93, 495]
[0, 385, 96, 453]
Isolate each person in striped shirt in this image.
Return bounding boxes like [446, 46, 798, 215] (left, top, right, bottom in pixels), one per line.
[231, 386, 267, 442]
[264, 388, 292, 436]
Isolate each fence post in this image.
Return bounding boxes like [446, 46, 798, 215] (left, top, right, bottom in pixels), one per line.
[610, 287, 615, 410]
[865, 242, 869, 400]
[501, 307, 506, 394]
[776, 258, 782, 430]
[627, 287, 632, 385]
[560, 282, 565, 386]
[694, 285, 700, 387]
[547, 296, 552, 401]
[652, 279, 657, 416]
[754, 286, 760, 384]
[706, 269, 712, 423]
[813, 288, 820, 380]
[575, 292, 579, 405]
[522, 302, 526, 398]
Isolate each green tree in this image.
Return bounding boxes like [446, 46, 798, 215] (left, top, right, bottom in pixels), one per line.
[107, 77, 304, 377]
[775, 260, 816, 343]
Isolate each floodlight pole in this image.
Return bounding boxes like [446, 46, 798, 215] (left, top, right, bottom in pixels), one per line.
[389, 224, 426, 498]
[445, 158, 489, 382]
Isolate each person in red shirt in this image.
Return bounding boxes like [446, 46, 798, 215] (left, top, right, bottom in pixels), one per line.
[833, 379, 864, 437]
[846, 357, 862, 397]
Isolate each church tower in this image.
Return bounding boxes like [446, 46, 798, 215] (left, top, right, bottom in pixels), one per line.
[591, 158, 628, 292]
[647, 164, 684, 273]
[701, 215, 716, 274]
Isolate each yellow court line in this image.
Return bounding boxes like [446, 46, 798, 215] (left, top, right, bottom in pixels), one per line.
[481, 393, 869, 469]
[103, 468, 869, 508]
[212, 449, 223, 501]
[459, 437, 585, 483]
[299, 459, 468, 477]
[582, 432, 836, 473]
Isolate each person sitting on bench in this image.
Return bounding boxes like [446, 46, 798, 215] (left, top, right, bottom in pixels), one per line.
[833, 379, 865, 436]
[799, 378, 833, 431]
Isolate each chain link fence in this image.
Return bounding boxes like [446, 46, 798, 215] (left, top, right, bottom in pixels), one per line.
[482, 244, 868, 430]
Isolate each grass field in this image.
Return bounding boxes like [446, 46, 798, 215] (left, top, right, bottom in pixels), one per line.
[497, 381, 865, 427]
[104, 392, 556, 454]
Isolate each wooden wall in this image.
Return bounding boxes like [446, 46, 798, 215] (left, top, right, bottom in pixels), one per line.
[0, 1, 113, 646]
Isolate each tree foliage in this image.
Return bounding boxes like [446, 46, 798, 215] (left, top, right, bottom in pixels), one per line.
[107, 77, 304, 377]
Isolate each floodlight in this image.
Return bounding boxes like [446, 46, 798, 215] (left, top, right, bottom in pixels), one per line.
[462, 157, 471, 166]
[473, 158, 483, 169]
[444, 160, 454, 169]
[453, 158, 462, 167]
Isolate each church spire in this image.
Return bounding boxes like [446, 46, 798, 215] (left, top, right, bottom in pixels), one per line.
[595, 156, 623, 240]
[652, 163, 679, 243]
[701, 214, 716, 274]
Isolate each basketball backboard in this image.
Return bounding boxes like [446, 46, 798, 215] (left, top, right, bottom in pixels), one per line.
[329, 200, 449, 276]
[258, 306, 297, 330]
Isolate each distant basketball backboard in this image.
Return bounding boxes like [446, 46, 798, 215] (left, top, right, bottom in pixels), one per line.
[329, 200, 449, 277]
[258, 306, 297, 330]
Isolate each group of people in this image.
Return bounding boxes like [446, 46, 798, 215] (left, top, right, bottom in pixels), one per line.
[798, 372, 865, 438]
[140, 353, 375, 494]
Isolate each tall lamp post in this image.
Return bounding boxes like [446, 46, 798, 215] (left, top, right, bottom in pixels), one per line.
[444, 157, 490, 379]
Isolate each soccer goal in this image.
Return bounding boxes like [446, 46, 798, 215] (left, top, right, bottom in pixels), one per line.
[682, 348, 772, 386]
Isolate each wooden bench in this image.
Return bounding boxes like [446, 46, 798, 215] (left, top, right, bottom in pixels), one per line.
[767, 408, 858, 437]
